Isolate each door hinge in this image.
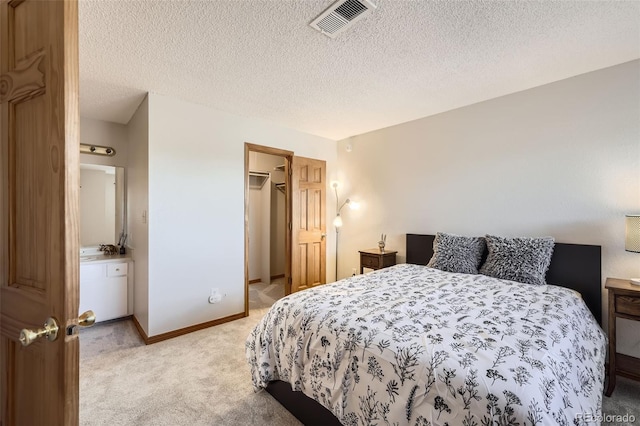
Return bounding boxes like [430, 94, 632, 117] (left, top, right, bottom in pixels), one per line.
[288, 277, 292, 285]
[289, 222, 292, 230]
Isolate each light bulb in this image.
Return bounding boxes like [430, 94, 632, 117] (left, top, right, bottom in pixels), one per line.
[349, 201, 360, 210]
[333, 215, 343, 228]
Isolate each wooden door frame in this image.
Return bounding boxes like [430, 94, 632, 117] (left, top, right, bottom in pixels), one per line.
[244, 143, 293, 316]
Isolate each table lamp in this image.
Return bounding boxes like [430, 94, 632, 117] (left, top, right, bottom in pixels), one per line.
[625, 214, 640, 285]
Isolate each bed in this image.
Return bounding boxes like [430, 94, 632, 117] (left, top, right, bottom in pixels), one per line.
[246, 233, 606, 425]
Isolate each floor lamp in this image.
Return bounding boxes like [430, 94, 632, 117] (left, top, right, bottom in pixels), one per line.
[332, 182, 359, 280]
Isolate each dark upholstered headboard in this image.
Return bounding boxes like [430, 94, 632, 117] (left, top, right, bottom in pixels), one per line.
[406, 234, 602, 324]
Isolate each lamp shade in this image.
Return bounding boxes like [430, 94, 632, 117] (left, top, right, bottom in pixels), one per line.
[333, 215, 343, 228]
[625, 215, 640, 252]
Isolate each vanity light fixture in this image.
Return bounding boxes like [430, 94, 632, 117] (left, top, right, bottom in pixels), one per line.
[80, 143, 116, 157]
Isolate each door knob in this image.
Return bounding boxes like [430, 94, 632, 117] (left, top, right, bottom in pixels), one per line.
[19, 317, 59, 347]
[18, 310, 96, 346]
[321, 233, 327, 239]
[78, 310, 96, 327]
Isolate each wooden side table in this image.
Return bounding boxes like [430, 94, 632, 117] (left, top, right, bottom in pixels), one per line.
[605, 277, 640, 396]
[359, 249, 397, 274]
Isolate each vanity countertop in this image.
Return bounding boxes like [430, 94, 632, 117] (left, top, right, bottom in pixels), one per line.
[80, 254, 132, 264]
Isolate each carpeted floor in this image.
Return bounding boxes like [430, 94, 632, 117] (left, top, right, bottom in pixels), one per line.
[604, 376, 640, 426]
[248, 279, 285, 311]
[79, 278, 298, 426]
[80, 280, 640, 425]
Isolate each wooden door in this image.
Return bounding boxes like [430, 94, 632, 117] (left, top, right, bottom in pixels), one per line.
[0, 1, 80, 424]
[291, 156, 326, 292]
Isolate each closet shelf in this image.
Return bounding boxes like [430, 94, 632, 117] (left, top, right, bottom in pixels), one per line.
[274, 164, 285, 172]
[249, 171, 269, 190]
[275, 182, 285, 194]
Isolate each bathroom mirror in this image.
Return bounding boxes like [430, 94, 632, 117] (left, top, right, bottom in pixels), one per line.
[80, 164, 125, 247]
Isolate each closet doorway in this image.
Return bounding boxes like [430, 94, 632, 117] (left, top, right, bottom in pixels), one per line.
[244, 143, 293, 315]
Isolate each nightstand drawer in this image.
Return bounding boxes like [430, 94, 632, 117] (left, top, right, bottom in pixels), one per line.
[361, 254, 380, 269]
[616, 295, 640, 317]
[359, 249, 398, 274]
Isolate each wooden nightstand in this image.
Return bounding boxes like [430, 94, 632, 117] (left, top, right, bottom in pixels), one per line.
[359, 249, 397, 274]
[605, 277, 640, 396]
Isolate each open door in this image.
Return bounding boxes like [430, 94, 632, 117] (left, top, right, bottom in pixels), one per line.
[291, 156, 326, 293]
[1, 1, 81, 424]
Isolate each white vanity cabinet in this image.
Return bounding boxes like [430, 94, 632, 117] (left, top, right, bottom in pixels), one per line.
[80, 258, 133, 322]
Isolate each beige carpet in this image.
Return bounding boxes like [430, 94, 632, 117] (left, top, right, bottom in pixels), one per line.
[248, 279, 285, 311]
[80, 279, 640, 425]
[79, 279, 298, 426]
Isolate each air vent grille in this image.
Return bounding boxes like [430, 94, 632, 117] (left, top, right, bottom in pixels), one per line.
[335, 0, 367, 20]
[309, 0, 376, 38]
[317, 13, 347, 35]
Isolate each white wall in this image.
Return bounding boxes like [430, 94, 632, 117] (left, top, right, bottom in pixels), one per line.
[147, 93, 336, 336]
[270, 182, 286, 277]
[80, 117, 128, 167]
[337, 60, 640, 356]
[248, 187, 263, 281]
[260, 174, 271, 285]
[127, 96, 150, 334]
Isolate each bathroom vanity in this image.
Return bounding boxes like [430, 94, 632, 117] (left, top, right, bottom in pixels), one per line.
[80, 254, 134, 322]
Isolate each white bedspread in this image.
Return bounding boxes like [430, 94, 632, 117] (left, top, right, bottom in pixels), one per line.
[246, 264, 606, 426]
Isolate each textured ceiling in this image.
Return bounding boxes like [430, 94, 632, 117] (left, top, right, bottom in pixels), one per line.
[79, 0, 640, 140]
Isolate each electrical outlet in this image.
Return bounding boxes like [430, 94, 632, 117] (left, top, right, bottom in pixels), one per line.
[208, 288, 222, 304]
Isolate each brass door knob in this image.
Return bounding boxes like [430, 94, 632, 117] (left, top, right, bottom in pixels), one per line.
[19, 311, 96, 346]
[78, 310, 96, 327]
[19, 317, 59, 347]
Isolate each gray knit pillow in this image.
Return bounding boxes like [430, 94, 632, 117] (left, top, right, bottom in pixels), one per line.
[479, 235, 555, 285]
[427, 232, 486, 274]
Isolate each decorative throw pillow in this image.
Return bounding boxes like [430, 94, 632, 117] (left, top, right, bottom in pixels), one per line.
[427, 232, 486, 274]
[479, 235, 555, 285]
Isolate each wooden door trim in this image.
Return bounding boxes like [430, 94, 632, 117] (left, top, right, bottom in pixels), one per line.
[244, 143, 293, 316]
[132, 312, 244, 345]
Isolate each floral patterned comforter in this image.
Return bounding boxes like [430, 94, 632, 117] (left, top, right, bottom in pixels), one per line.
[246, 264, 606, 426]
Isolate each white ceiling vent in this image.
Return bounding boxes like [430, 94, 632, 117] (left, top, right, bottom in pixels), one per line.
[310, 0, 376, 38]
